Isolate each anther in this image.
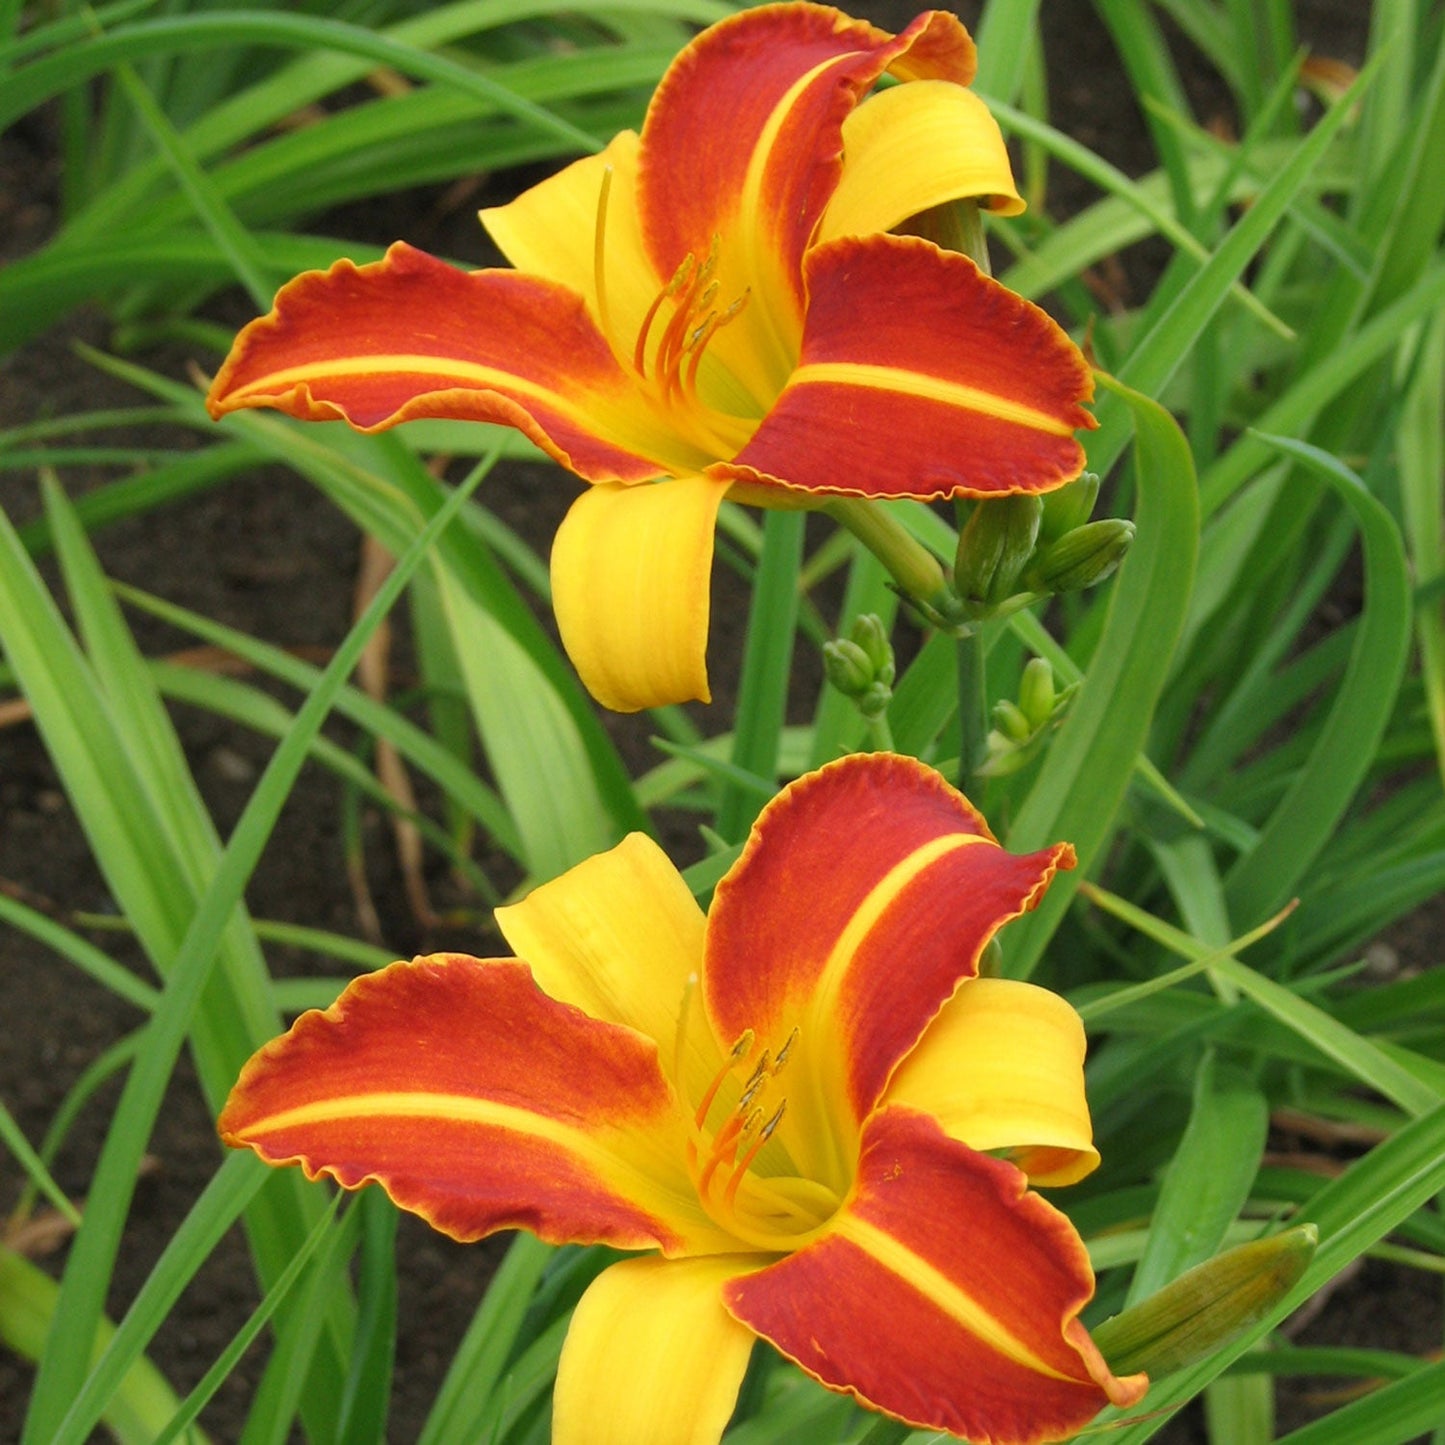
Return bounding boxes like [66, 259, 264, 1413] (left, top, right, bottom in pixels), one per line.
[772, 1027, 799, 1073]
[693, 1029, 755, 1131]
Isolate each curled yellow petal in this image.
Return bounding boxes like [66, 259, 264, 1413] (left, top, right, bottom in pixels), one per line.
[884, 977, 1100, 1186]
[818, 81, 1024, 248]
[551, 476, 725, 713]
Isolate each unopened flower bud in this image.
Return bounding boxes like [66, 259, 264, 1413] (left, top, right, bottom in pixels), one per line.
[1025, 518, 1135, 594]
[1018, 657, 1056, 729]
[849, 614, 895, 688]
[954, 495, 1044, 607]
[824, 616, 897, 721]
[1092, 1225, 1318, 1378]
[823, 639, 874, 697]
[991, 699, 1033, 744]
[1039, 471, 1100, 544]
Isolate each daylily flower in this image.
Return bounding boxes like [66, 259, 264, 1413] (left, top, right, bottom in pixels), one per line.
[220, 754, 1145, 1443]
[206, 4, 1096, 713]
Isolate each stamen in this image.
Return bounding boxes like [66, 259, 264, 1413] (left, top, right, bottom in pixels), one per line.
[680, 291, 750, 404]
[723, 1101, 787, 1210]
[692, 1029, 754, 1131]
[635, 254, 696, 378]
[736, 1050, 771, 1112]
[772, 1025, 799, 1073]
[681, 317, 719, 401]
[697, 1108, 753, 1197]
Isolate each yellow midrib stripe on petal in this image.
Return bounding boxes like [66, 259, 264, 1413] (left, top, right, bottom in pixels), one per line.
[817, 832, 986, 1004]
[733, 54, 862, 386]
[246, 1090, 616, 1160]
[836, 1212, 1077, 1382]
[795, 833, 985, 1185]
[246, 1091, 745, 1253]
[243, 1089, 705, 1214]
[787, 362, 1075, 436]
[228, 355, 686, 463]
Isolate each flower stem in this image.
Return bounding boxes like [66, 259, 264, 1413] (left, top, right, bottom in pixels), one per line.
[865, 712, 895, 753]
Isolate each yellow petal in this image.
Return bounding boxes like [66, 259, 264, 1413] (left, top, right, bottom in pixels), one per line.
[551, 476, 725, 712]
[817, 81, 1024, 247]
[884, 977, 1099, 1186]
[495, 832, 721, 1106]
[554, 1254, 760, 1445]
[480, 131, 660, 362]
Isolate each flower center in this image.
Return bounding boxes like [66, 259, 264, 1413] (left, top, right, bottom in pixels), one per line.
[593, 168, 760, 462]
[673, 977, 842, 1252]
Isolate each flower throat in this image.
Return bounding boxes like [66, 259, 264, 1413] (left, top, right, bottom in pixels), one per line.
[593, 167, 756, 459]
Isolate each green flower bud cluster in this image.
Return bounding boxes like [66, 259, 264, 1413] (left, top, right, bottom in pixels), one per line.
[822, 614, 896, 721]
[979, 657, 1077, 777]
[951, 473, 1133, 624]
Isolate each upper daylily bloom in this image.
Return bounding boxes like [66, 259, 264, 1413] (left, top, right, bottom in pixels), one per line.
[206, 4, 1096, 712]
[221, 754, 1145, 1443]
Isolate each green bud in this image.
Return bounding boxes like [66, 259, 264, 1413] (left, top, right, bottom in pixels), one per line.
[1018, 657, 1056, 729]
[954, 495, 1044, 608]
[825, 617, 897, 720]
[822, 639, 874, 697]
[848, 614, 895, 688]
[991, 699, 1033, 744]
[1092, 1225, 1318, 1379]
[1025, 518, 1135, 594]
[1039, 471, 1100, 544]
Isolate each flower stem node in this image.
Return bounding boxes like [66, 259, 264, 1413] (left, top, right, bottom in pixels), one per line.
[1024, 518, 1136, 595]
[1091, 1225, 1318, 1379]
[953, 495, 1044, 610]
[823, 614, 896, 722]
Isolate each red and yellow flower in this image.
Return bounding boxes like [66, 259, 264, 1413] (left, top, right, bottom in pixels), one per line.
[220, 754, 1145, 1443]
[206, 4, 1096, 712]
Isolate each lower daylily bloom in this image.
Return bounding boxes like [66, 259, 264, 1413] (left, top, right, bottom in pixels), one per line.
[220, 754, 1146, 1443]
[205, 3, 1096, 712]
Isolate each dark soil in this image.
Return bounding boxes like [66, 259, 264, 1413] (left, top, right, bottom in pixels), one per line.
[3, 2, 1438, 1443]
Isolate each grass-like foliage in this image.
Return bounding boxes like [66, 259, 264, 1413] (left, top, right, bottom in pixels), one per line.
[2, 0, 1443, 1442]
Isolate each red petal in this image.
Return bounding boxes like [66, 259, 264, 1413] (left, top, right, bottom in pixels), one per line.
[725, 1109, 1146, 1443]
[206, 243, 689, 481]
[637, 5, 976, 377]
[218, 954, 712, 1251]
[717, 234, 1095, 499]
[705, 755, 1073, 1125]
